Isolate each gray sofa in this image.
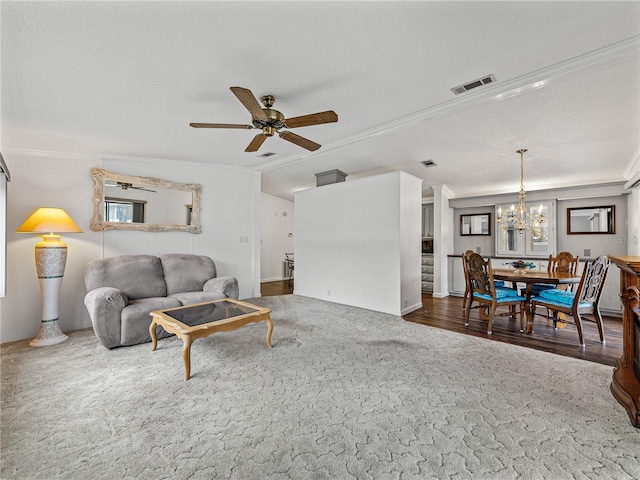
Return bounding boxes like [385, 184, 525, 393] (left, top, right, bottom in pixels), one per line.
[84, 254, 239, 348]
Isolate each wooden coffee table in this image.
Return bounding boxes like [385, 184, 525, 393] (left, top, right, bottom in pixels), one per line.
[149, 298, 273, 380]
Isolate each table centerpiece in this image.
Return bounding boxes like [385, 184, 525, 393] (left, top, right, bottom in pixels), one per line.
[507, 260, 535, 274]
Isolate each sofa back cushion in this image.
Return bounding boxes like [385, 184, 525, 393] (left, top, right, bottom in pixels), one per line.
[160, 254, 217, 295]
[84, 255, 167, 300]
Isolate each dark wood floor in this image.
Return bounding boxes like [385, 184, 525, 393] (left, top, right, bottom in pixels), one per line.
[260, 280, 622, 367]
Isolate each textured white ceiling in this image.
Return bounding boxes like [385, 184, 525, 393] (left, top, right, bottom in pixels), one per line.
[2, 1, 639, 201]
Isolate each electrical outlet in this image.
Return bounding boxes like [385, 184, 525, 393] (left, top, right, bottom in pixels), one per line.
[476, 246, 481, 253]
[327, 289, 331, 297]
[584, 248, 591, 257]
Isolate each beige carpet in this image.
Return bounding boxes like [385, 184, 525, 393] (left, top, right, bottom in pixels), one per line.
[1, 295, 639, 479]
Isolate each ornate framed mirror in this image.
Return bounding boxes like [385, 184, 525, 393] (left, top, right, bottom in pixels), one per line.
[90, 168, 202, 233]
[567, 205, 615, 235]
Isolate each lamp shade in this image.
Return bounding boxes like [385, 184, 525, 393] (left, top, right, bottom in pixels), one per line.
[16, 207, 83, 234]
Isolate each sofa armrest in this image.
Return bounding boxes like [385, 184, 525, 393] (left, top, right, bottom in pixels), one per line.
[203, 276, 239, 299]
[83, 287, 129, 349]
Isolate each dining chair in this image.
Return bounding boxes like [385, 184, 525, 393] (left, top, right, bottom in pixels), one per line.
[461, 250, 474, 311]
[464, 252, 526, 334]
[462, 250, 509, 311]
[531, 255, 610, 346]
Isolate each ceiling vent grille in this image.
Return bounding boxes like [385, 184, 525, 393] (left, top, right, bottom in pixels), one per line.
[258, 152, 277, 158]
[420, 160, 437, 168]
[450, 74, 496, 95]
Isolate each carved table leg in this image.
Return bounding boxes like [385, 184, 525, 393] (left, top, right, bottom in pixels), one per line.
[149, 319, 158, 351]
[265, 314, 273, 349]
[182, 335, 193, 381]
[525, 284, 534, 333]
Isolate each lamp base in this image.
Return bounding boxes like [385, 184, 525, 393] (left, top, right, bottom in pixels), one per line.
[29, 319, 68, 347]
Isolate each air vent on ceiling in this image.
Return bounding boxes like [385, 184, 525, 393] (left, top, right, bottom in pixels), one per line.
[420, 160, 437, 168]
[450, 74, 496, 95]
[258, 152, 277, 158]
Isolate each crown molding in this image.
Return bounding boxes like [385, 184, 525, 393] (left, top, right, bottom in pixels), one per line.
[256, 35, 640, 174]
[1, 147, 248, 172]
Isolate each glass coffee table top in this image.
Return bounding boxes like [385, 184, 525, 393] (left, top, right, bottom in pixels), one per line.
[161, 301, 261, 328]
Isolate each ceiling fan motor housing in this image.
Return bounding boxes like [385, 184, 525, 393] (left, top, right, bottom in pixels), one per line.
[252, 108, 285, 131]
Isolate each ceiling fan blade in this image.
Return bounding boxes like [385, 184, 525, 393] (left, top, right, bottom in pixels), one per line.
[279, 131, 321, 151]
[284, 110, 338, 129]
[190, 123, 253, 129]
[245, 134, 268, 152]
[230, 86, 268, 121]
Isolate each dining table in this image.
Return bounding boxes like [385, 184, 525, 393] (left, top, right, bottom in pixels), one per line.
[492, 268, 582, 333]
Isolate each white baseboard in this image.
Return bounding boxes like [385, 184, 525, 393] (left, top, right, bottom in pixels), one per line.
[601, 308, 622, 318]
[401, 302, 422, 316]
[432, 292, 449, 299]
[261, 277, 284, 283]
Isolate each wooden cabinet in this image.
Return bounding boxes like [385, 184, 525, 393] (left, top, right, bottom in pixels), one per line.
[608, 255, 640, 428]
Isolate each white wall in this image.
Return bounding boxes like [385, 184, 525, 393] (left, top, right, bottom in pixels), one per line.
[1, 151, 260, 344]
[399, 173, 423, 313]
[260, 194, 294, 282]
[294, 171, 422, 316]
[432, 184, 454, 298]
[557, 196, 628, 259]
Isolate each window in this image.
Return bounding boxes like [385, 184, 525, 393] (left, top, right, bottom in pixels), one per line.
[495, 200, 556, 257]
[105, 198, 146, 223]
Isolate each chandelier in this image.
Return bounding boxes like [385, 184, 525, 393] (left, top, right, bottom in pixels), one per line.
[496, 148, 545, 237]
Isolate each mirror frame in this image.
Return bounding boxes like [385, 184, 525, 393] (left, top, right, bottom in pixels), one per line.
[566, 205, 615, 235]
[90, 168, 202, 233]
[460, 213, 491, 236]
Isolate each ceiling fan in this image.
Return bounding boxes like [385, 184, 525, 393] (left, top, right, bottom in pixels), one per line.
[105, 181, 156, 193]
[190, 86, 338, 152]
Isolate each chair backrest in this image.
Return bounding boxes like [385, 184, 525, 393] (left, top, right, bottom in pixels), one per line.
[548, 252, 579, 275]
[576, 255, 610, 305]
[462, 249, 474, 286]
[466, 252, 494, 298]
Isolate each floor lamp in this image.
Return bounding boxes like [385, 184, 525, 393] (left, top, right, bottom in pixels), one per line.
[16, 207, 83, 347]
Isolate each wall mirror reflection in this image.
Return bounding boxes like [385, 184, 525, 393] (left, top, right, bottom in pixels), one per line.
[90, 168, 202, 233]
[460, 213, 491, 236]
[567, 206, 615, 235]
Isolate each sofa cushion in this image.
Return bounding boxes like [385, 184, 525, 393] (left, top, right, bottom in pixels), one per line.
[85, 255, 167, 300]
[120, 297, 181, 346]
[160, 254, 217, 295]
